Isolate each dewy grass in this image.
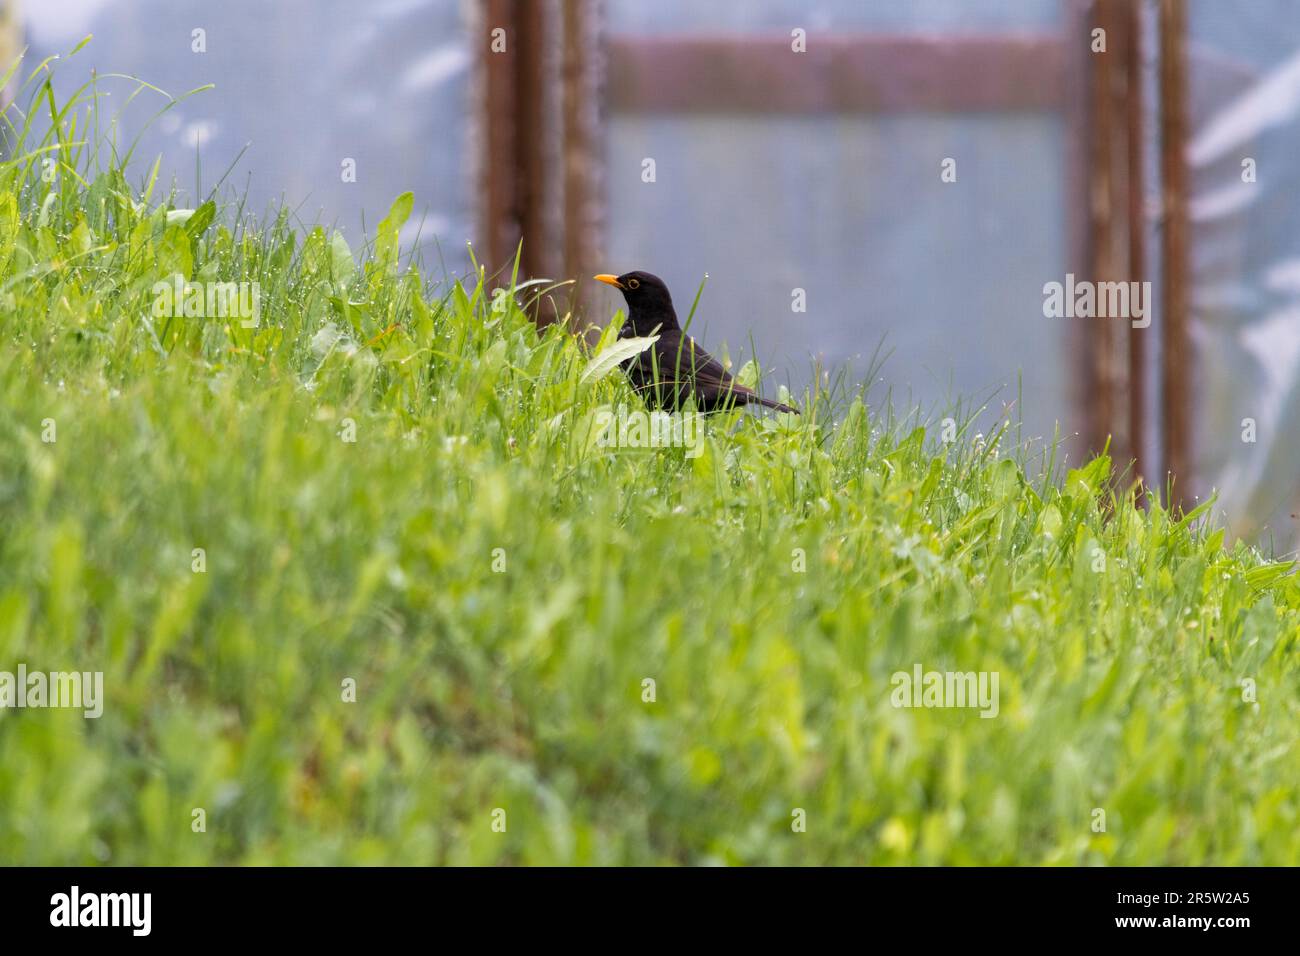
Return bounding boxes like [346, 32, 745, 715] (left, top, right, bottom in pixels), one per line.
[0, 52, 1298, 866]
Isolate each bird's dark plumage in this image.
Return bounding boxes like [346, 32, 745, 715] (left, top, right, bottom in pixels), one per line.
[593, 271, 798, 415]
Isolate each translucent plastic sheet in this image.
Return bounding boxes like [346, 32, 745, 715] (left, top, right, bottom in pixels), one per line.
[1190, 0, 1300, 550]
[29, 0, 472, 270]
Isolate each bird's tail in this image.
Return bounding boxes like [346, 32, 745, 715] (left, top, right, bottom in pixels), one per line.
[751, 395, 799, 415]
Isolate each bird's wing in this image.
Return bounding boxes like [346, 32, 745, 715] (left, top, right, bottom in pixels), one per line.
[629, 331, 797, 413]
[646, 332, 756, 394]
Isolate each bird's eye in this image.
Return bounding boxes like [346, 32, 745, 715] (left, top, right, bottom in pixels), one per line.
[626, 278, 640, 290]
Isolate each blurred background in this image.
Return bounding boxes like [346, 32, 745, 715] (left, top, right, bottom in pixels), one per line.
[9, 0, 1300, 554]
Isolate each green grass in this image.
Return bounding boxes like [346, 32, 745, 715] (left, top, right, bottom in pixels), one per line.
[1, 57, 1298, 865]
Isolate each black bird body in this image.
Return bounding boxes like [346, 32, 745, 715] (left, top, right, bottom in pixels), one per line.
[594, 271, 798, 415]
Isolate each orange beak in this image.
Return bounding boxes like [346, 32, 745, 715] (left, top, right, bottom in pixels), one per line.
[593, 274, 624, 290]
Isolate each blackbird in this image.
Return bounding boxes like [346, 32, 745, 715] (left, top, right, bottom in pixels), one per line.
[593, 271, 798, 415]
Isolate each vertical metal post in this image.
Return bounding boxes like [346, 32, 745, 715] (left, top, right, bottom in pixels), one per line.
[1159, 0, 1190, 508]
[1125, 0, 1148, 492]
[561, 0, 604, 338]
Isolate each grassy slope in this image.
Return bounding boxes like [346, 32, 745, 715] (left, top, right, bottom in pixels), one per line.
[1, 79, 1298, 866]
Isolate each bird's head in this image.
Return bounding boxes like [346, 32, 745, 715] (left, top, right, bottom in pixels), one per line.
[594, 270, 678, 331]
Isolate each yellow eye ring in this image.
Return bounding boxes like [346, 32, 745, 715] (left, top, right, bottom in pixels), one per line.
[627, 278, 640, 289]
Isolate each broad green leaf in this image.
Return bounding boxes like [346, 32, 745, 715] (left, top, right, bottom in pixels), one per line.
[330, 230, 355, 289]
[579, 333, 659, 387]
[183, 200, 216, 239]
